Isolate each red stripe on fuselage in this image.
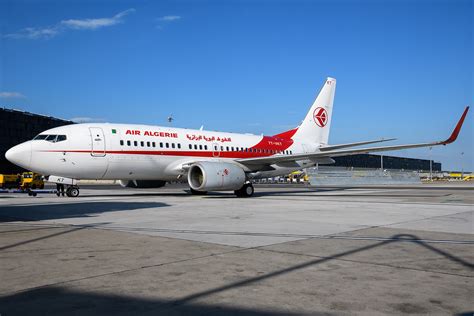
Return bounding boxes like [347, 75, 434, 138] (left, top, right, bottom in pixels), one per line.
[41, 135, 294, 159]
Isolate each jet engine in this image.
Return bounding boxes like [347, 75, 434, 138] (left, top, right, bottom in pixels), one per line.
[119, 180, 166, 188]
[188, 161, 246, 191]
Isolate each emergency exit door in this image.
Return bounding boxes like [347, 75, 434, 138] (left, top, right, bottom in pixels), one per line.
[90, 127, 106, 157]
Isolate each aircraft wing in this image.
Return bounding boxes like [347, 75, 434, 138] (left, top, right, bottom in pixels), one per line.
[318, 138, 397, 151]
[237, 106, 469, 167]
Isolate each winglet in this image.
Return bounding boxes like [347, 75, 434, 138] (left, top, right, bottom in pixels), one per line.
[443, 106, 469, 144]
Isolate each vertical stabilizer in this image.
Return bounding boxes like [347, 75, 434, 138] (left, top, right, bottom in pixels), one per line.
[292, 77, 336, 145]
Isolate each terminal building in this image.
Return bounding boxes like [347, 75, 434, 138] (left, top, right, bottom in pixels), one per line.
[333, 154, 441, 171]
[0, 108, 73, 174]
[0, 107, 441, 174]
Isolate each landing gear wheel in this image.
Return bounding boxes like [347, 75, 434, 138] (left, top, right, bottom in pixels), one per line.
[190, 188, 208, 195]
[235, 183, 254, 198]
[66, 186, 80, 197]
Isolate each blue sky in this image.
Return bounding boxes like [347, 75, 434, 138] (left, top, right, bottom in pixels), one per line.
[1, 0, 472, 171]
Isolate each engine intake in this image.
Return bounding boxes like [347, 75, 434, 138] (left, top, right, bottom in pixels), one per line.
[188, 161, 245, 191]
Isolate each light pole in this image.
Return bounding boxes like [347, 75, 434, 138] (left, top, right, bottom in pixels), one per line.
[380, 154, 383, 171]
[461, 152, 464, 179]
[429, 147, 432, 181]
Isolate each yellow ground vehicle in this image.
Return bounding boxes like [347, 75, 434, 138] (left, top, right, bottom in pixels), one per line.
[0, 174, 21, 189]
[463, 175, 474, 181]
[21, 172, 44, 189]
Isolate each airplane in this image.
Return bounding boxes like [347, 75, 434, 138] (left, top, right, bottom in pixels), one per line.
[5, 77, 469, 197]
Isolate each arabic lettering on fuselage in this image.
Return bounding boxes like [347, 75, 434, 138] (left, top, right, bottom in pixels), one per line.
[186, 134, 232, 143]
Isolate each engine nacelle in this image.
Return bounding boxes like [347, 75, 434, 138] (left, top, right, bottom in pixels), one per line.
[119, 180, 166, 188]
[188, 161, 245, 191]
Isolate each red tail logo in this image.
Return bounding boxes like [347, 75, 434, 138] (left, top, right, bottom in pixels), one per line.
[313, 107, 328, 127]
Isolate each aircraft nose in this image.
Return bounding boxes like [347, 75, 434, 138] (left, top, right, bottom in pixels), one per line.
[5, 142, 32, 169]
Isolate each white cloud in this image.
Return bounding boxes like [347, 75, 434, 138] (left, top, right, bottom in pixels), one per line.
[69, 117, 106, 123]
[155, 15, 181, 29]
[5, 9, 135, 40]
[0, 92, 26, 98]
[157, 15, 181, 22]
[61, 8, 135, 30]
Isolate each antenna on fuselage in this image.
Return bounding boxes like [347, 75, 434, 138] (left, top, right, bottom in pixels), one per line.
[167, 114, 174, 124]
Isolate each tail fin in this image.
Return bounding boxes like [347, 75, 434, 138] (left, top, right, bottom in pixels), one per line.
[292, 77, 336, 145]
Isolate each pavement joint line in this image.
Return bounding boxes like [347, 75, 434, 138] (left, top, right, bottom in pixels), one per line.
[256, 196, 473, 206]
[381, 210, 474, 230]
[80, 225, 474, 245]
[0, 226, 65, 234]
[256, 248, 474, 278]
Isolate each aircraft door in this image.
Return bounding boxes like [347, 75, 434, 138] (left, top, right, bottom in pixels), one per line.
[90, 127, 106, 157]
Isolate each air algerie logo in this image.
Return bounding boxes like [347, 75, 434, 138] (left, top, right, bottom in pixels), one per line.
[313, 107, 328, 127]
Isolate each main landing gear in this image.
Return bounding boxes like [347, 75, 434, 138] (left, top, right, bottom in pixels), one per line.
[66, 186, 80, 197]
[234, 182, 254, 198]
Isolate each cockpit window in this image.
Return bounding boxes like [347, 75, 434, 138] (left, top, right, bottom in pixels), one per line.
[45, 135, 57, 142]
[33, 134, 67, 142]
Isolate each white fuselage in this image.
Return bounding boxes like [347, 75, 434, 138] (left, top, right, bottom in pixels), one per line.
[8, 123, 320, 181]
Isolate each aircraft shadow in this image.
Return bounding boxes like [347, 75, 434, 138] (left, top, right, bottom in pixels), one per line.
[0, 201, 169, 223]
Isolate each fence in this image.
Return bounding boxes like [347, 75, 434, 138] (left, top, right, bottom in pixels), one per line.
[307, 167, 421, 186]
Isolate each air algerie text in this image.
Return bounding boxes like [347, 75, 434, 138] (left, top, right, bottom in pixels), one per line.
[125, 130, 178, 138]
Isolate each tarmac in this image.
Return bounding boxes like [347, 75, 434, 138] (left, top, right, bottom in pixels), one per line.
[0, 183, 472, 315]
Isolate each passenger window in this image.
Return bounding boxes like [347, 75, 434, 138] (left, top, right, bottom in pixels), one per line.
[160, 142, 163, 148]
[194, 144, 198, 150]
[214, 146, 217, 151]
[172, 143, 175, 149]
[178, 144, 181, 149]
[204, 145, 208, 150]
[140, 141, 144, 147]
[199, 145, 203, 150]
[134, 141, 138, 146]
[166, 143, 169, 148]
[127, 140, 131, 146]
[189, 144, 192, 149]
[147, 141, 150, 147]
[152, 142, 156, 147]
[221, 146, 224, 151]
[226, 146, 229, 151]
[120, 140, 124, 146]
[56, 135, 67, 142]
